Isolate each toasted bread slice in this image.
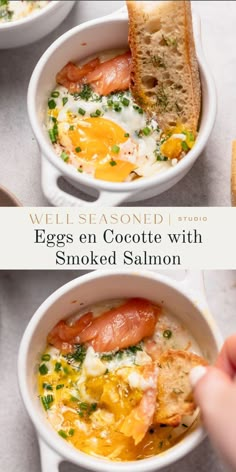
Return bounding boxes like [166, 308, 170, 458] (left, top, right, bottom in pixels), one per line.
[154, 350, 208, 426]
[126, 0, 201, 132]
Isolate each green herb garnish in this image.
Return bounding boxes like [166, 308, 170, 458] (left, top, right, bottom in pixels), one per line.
[41, 394, 54, 411]
[151, 55, 166, 69]
[65, 344, 86, 365]
[162, 34, 177, 47]
[122, 97, 130, 107]
[42, 383, 53, 391]
[56, 384, 64, 390]
[90, 109, 101, 117]
[54, 362, 62, 372]
[39, 364, 48, 375]
[41, 354, 51, 362]
[79, 84, 93, 101]
[51, 91, 60, 98]
[109, 160, 117, 166]
[77, 167, 83, 173]
[68, 428, 75, 436]
[133, 105, 144, 114]
[181, 141, 189, 152]
[111, 145, 120, 154]
[142, 126, 151, 136]
[48, 99, 57, 110]
[124, 133, 130, 137]
[78, 107, 86, 116]
[62, 97, 68, 106]
[58, 430, 67, 439]
[75, 146, 82, 153]
[60, 151, 69, 162]
[69, 125, 74, 131]
[156, 86, 168, 111]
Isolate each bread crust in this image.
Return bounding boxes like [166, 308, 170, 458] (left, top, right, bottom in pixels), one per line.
[154, 349, 208, 426]
[126, 0, 201, 132]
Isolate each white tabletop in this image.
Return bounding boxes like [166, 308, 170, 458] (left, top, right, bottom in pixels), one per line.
[0, 0, 235, 206]
[1, 269, 236, 472]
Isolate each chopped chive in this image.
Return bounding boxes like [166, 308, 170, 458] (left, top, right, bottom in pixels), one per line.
[51, 91, 60, 98]
[62, 97, 68, 106]
[41, 394, 53, 410]
[133, 105, 143, 114]
[68, 428, 75, 436]
[51, 116, 57, 123]
[110, 160, 117, 167]
[113, 103, 122, 112]
[163, 329, 172, 339]
[143, 126, 151, 136]
[39, 364, 48, 375]
[77, 168, 83, 173]
[41, 354, 51, 362]
[79, 402, 89, 410]
[75, 146, 82, 153]
[55, 362, 62, 372]
[90, 109, 101, 117]
[71, 396, 79, 402]
[188, 132, 195, 142]
[58, 430, 67, 439]
[124, 133, 130, 137]
[69, 125, 74, 131]
[42, 383, 53, 391]
[107, 98, 113, 107]
[56, 384, 64, 390]
[181, 141, 189, 152]
[48, 129, 56, 144]
[78, 411, 84, 417]
[90, 403, 97, 412]
[63, 366, 69, 375]
[48, 99, 57, 110]
[122, 97, 130, 106]
[78, 107, 86, 116]
[101, 354, 113, 361]
[111, 145, 120, 154]
[61, 151, 69, 162]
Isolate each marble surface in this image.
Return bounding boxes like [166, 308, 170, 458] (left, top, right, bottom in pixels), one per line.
[1, 269, 236, 472]
[0, 1, 235, 206]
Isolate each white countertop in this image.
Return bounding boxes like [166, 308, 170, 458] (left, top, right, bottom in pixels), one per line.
[1, 269, 236, 472]
[0, 0, 235, 206]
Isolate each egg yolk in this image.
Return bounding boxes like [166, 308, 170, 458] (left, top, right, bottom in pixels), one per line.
[68, 117, 128, 162]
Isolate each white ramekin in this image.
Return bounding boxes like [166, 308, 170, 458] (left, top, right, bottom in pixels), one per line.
[18, 270, 222, 472]
[27, 6, 216, 206]
[0, 1, 75, 49]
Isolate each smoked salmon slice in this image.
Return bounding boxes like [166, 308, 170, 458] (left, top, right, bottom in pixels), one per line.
[47, 312, 93, 353]
[85, 51, 132, 96]
[47, 298, 160, 353]
[56, 52, 132, 96]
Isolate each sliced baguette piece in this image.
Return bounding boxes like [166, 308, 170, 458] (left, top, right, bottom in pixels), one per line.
[154, 350, 208, 426]
[126, 0, 201, 132]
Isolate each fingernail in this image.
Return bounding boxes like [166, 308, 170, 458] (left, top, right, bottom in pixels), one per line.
[189, 365, 207, 387]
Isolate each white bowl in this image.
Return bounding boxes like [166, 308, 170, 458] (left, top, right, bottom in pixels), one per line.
[0, 1, 75, 49]
[18, 270, 222, 472]
[28, 7, 216, 207]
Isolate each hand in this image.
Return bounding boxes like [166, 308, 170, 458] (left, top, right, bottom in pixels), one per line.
[190, 335, 236, 471]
